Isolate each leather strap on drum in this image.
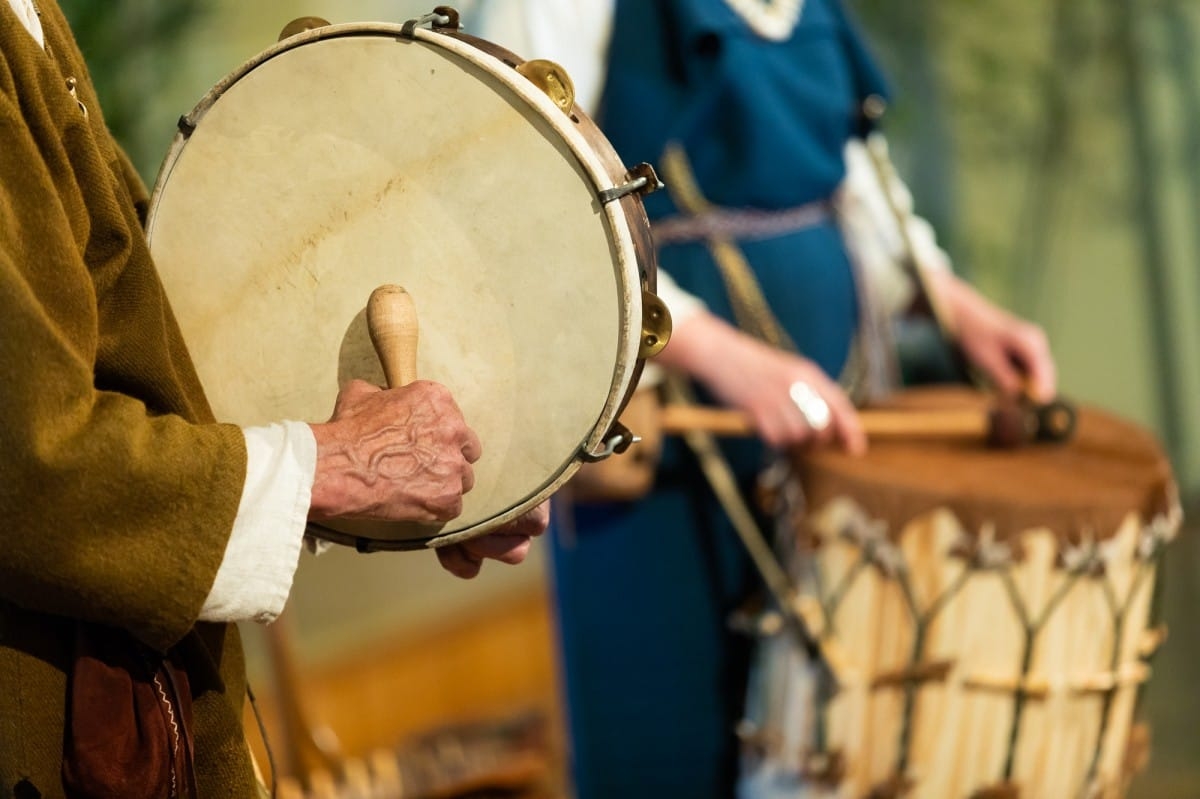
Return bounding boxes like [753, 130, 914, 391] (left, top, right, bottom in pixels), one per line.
[662, 375, 843, 685]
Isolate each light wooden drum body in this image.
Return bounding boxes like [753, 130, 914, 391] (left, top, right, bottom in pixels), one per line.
[740, 387, 1179, 799]
[146, 16, 664, 549]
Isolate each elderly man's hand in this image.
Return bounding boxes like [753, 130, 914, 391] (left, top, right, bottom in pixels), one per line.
[308, 379, 482, 523]
[436, 501, 550, 579]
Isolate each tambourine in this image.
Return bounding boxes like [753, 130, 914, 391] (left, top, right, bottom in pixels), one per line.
[146, 9, 670, 550]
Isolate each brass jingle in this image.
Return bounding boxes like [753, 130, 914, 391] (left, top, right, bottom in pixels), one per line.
[640, 290, 672, 359]
[515, 59, 576, 113]
[278, 17, 332, 42]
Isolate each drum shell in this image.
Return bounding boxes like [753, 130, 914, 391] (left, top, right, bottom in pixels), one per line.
[740, 387, 1180, 799]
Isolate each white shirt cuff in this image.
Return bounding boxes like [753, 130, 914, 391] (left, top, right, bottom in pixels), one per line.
[198, 421, 316, 624]
[656, 269, 707, 327]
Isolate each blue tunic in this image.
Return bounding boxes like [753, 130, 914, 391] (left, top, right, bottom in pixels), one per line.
[551, 2, 889, 796]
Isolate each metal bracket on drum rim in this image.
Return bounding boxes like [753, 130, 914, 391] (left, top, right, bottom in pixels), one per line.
[580, 422, 641, 463]
[598, 162, 665, 204]
[400, 6, 460, 38]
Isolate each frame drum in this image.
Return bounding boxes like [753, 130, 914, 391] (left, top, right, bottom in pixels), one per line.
[146, 13, 663, 550]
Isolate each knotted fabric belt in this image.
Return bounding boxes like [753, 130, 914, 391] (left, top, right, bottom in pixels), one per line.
[651, 198, 834, 247]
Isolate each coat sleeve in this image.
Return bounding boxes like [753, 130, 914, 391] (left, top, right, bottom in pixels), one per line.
[0, 77, 247, 654]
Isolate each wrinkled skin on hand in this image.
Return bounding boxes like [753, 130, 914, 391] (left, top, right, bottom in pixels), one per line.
[435, 500, 550, 579]
[308, 379, 482, 523]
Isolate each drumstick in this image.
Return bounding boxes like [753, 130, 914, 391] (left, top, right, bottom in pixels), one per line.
[367, 284, 419, 387]
[660, 400, 1074, 448]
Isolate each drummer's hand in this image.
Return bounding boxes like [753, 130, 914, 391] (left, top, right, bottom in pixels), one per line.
[932, 271, 1057, 403]
[307, 379, 482, 523]
[656, 311, 867, 454]
[435, 501, 550, 579]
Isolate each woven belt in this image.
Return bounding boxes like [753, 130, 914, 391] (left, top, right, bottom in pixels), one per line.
[651, 198, 833, 247]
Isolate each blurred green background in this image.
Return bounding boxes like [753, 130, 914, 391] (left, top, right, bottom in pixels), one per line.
[61, 1, 1199, 796]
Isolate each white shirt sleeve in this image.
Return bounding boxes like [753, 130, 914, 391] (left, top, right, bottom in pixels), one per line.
[656, 269, 707, 327]
[838, 135, 953, 317]
[198, 421, 315, 624]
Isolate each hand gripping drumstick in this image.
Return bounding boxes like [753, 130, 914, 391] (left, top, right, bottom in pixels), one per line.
[660, 397, 1076, 448]
[367, 284, 419, 388]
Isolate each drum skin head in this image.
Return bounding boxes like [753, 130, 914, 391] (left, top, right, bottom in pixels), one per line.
[147, 24, 644, 549]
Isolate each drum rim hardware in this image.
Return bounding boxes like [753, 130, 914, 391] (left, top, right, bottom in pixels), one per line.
[578, 424, 640, 463]
[399, 7, 459, 39]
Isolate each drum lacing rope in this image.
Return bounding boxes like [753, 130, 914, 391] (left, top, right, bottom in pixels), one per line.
[800, 501, 976, 776]
[986, 545, 1161, 789]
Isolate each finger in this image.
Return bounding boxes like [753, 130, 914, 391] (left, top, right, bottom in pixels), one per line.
[463, 533, 534, 565]
[428, 493, 464, 523]
[461, 463, 476, 494]
[343, 378, 382, 397]
[828, 394, 866, 455]
[756, 411, 804, 450]
[1013, 329, 1057, 403]
[436, 544, 483, 579]
[496, 501, 550, 537]
[331, 379, 380, 414]
[1025, 356, 1058, 405]
[461, 427, 483, 464]
[970, 343, 1024, 398]
[527, 500, 551, 534]
[803, 374, 861, 453]
[769, 379, 829, 449]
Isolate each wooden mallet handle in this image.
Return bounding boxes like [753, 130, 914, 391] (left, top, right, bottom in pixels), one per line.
[367, 285, 418, 387]
[661, 405, 989, 441]
[660, 401, 1072, 448]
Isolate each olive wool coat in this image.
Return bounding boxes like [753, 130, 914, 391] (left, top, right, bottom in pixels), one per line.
[1, 2, 260, 796]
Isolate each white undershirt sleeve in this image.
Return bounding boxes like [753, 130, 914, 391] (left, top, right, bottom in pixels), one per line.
[838, 135, 953, 317]
[198, 421, 315, 624]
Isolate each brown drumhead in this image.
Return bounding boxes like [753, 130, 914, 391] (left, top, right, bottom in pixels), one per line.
[794, 386, 1176, 543]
